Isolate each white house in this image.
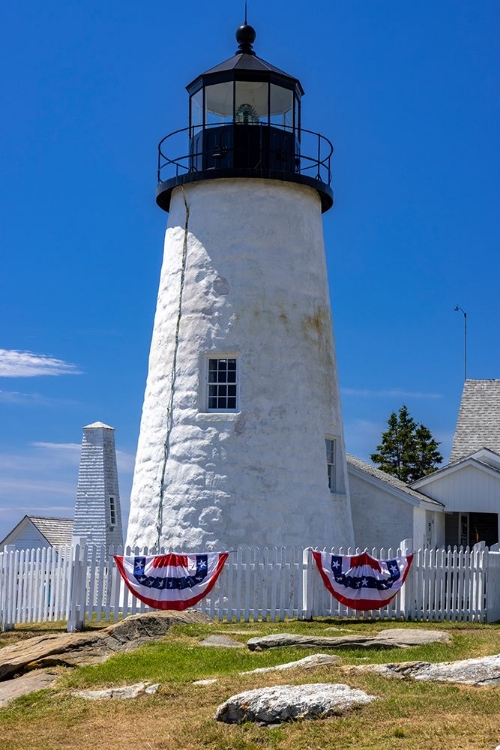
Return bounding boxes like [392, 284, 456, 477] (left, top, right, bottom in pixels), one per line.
[347, 455, 444, 550]
[0, 516, 73, 553]
[411, 380, 500, 548]
[348, 379, 500, 551]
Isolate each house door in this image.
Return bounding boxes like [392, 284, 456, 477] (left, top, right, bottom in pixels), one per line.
[460, 513, 469, 548]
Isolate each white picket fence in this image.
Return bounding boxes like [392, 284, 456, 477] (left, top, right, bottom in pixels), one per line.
[1, 542, 500, 631]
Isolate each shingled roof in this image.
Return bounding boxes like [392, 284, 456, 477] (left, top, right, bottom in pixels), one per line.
[347, 455, 443, 507]
[28, 516, 74, 547]
[450, 380, 500, 462]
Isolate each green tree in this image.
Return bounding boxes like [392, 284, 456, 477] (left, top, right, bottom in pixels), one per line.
[370, 405, 443, 483]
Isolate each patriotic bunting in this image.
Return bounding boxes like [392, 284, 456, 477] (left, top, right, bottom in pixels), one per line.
[312, 550, 413, 611]
[114, 552, 228, 611]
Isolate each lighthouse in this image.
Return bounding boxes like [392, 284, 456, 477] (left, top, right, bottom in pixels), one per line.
[126, 21, 354, 551]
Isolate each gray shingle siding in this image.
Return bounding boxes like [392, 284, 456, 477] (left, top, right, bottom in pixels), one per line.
[73, 422, 123, 551]
[451, 380, 500, 462]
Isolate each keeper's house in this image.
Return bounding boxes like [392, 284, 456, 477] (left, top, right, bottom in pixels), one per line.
[0, 516, 73, 553]
[348, 456, 444, 551]
[348, 380, 500, 551]
[410, 380, 500, 549]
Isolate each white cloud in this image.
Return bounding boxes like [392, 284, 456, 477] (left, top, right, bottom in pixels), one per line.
[0, 349, 81, 377]
[342, 388, 442, 400]
[32, 442, 81, 454]
[0, 390, 80, 406]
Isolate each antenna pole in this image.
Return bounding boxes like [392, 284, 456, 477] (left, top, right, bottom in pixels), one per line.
[245, 1, 248, 24]
[454, 306, 467, 381]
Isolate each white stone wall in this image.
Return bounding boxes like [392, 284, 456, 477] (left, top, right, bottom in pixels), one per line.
[127, 178, 353, 551]
[73, 423, 123, 549]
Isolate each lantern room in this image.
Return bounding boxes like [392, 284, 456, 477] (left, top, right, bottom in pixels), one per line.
[156, 23, 333, 212]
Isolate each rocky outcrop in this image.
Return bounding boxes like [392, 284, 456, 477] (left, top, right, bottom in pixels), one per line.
[247, 628, 450, 651]
[72, 682, 161, 700]
[215, 683, 375, 724]
[348, 653, 500, 686]
[0, 670, 59, 708]
[199, 635, 245, 648]
[241, 653, 340, 674]
[0, 610, 209, 681]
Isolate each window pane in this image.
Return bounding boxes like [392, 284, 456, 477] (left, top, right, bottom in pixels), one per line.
[207, 358, 238, 411]
[190, 89, 203, 130]
[205, 83, 234, 124]
[235, 81, 268, 124]
[270, 84, 293, 130]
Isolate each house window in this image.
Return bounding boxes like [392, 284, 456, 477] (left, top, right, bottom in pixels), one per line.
[109, 496, 116, 529]
[208, 358, 238, 410]
[325, 438, 336, 492]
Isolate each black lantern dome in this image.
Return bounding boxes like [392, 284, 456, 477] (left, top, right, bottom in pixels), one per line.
[156, 24, 333, 212]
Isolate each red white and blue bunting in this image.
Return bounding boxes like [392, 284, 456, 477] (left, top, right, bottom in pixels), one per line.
[312, 550, 413, 611]
[114, 552, 228, 611]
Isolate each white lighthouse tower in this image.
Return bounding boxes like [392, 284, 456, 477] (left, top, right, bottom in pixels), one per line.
[127, 22, 354, 551]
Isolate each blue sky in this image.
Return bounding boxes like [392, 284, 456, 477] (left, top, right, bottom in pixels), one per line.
[1, 1, 499, 543]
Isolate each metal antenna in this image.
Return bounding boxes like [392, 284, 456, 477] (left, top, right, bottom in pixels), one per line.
[454, 306, 467, 381]
[244, 1, 248, 24]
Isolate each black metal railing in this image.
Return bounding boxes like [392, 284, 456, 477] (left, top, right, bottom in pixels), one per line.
[157, 123, 333, 187]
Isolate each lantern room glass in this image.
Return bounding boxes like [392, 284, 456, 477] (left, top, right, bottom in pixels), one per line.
[204, 82, 234, 125]
[270, 84, 294, 131]
[190, 89, 203, 132]
[190, 80, 300, 131]
[234, 81, 269, 124]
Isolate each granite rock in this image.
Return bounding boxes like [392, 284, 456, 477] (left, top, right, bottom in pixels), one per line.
[215, 683, 375, 724]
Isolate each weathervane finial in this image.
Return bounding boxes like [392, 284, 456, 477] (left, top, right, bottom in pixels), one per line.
[235, 7, 256, 55]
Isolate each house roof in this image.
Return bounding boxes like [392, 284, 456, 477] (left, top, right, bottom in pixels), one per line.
[451, 379, 500, 462]
[0, 515, 74, 548]
[29, 516, 74, 546]
[346, 455, 444, 508]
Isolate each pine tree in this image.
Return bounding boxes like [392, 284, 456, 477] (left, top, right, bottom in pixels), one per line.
[370, 405, 443, 483]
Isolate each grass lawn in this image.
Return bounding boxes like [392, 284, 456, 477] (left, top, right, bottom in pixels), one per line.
[1, 619, 500, 749]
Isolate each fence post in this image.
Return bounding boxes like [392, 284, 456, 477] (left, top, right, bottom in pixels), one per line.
[0, 546, 16, 631]
[302, 547, 313, 620]
[67, 538, 87, 632]
[485, 550, 500, 623]
[399, 539, 413, 620]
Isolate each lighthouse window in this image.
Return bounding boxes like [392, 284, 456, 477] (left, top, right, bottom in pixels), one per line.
[109, 496, 116, 529]
[207, 358, 238, 410]
[235, 81, 269, 124]
[205, 82, 234, 125]
[270, 84, 293, 130]
[325, 438, 337, 493]
[190, 88, 203, 132]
